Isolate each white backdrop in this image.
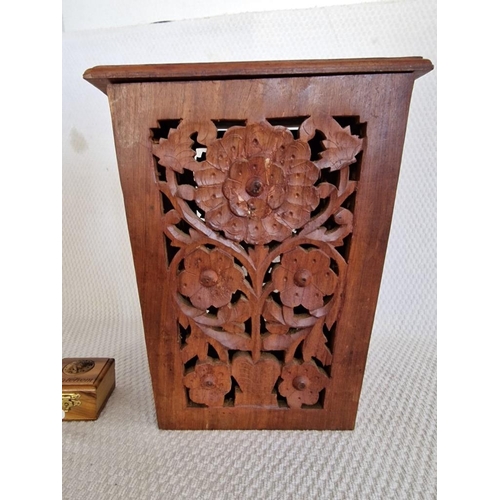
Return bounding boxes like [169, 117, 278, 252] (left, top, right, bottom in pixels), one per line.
[63, 0, 436, 332]
[62, 1, 436, 498]
[62, 0, 383, 31]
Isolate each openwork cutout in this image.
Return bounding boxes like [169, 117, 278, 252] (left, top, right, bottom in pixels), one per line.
[150, 116, 365, 409]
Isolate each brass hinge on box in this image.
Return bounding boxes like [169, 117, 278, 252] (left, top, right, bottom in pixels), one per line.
[62, 393, 81, 413]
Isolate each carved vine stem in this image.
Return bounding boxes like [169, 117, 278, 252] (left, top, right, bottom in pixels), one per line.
[151, 116, 363, 408]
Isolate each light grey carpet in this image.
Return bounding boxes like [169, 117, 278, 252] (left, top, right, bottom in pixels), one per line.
[62, 318, 436, 499]
[63, 2, 436, 498]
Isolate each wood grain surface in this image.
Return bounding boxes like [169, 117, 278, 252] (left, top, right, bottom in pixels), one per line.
[88, 58, 433, 429]
[84, 57, 433, 94]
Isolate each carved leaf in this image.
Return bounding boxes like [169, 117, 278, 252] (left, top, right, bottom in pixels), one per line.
[217, 298, 251, 334]
[220, 322, 244, 334]
[199, 325, 252, 351]
[262, 328, 309, 353]
[334, 207, 353, 226]
[177, 184, 196, 201]
[217, 297, 250, 323]
[152, 132, 196, 173]
[265, 323, 289, 335]
[232, 352, 280, 407]
[262, 298, 288, 334]
[299, 115, 363, 171]
[317, 182, 336, 199]
[180, 320, 229, 363]
[164, 209, 182, 225]
[282, 307, 317, 328]
[317, 132, 363, 171]
[164, 224, 192, 246]
[302, 319, 333, 366]
[188, 120, 218, 146]
[300, 180, 356, 239]
[180, 324, 208, 363]
[301, 208, 353, 244]
[207, 339, 229, 363]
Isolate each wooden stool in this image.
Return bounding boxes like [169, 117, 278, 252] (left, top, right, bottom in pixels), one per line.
[84, 58, 433, 430]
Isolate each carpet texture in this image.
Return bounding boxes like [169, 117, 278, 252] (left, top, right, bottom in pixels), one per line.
[62, 322, 436, 499]
[63, 2, 436, 498]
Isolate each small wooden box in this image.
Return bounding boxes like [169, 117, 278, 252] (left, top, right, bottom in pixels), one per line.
[62, 358, 115, 421]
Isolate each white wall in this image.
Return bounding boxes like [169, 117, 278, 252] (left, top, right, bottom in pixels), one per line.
[62, 0, 383, 31]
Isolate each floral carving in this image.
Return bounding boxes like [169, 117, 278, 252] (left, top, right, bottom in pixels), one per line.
[272, 247, 337, 311]
[278, 360, 329, 409]
[151, 115, 364, 409]
[195, 122, 321, 245]
[178, 247, 245, 310]
[183, 357, 232, 407]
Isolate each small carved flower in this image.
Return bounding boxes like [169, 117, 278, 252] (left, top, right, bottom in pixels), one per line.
[278, 360, 329, 408]
[194, 122, 321, 245]
[272, 247, 337, 311]
[178, 247, 245, 310]
[183, 358, 232, 407]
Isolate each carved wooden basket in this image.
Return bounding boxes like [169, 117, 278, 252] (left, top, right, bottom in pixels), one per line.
[84, 58, 433, 430]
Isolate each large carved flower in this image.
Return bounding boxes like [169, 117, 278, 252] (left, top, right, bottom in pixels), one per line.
[178, 247, 244, 310]
[272, 247, 337, 311]
[183, 358, 231, 407]
[278, 360, 329, 408]
[194, 122, 321, 245]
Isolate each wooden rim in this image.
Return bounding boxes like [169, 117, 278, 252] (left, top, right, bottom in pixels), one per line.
[84, 57, 434, 94]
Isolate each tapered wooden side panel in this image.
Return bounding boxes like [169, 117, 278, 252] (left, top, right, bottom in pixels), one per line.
[108, 73, 415, 429]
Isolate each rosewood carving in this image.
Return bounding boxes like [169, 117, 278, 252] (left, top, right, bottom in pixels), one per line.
[153, 116, 362, 409]
[84, 58, 433, 429]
